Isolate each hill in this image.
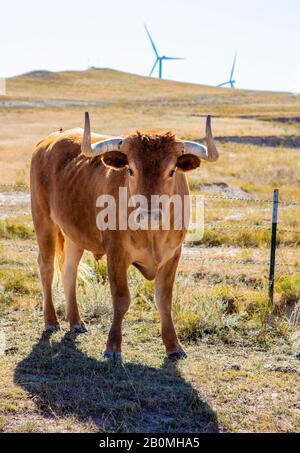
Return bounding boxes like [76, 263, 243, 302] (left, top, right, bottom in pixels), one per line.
[5, 68, 300, 119]
[1, 68, 299, 186]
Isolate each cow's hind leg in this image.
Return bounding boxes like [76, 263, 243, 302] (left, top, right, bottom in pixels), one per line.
[60, 235, 85, 333]
[104, 253, 130, 362]
[35, 218, 60, 332]
[155, 250, 187, 360]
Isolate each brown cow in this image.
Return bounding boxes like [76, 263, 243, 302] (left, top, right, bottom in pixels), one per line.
[30, 113, 219, 361]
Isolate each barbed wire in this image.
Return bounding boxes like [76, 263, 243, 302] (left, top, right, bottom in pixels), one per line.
[181, 255, 300, 269]
[4, 243, 299, 271]
[1, 184, 300, 207]
[205, 223, 300, 233]
[1, 187, 299, 288]
[4, 243, 298, 270]
[5, 244, 37, 251]
[205, 223, 270, 231]
[202, 194, 300, 207]
[0, 184, 28, 189]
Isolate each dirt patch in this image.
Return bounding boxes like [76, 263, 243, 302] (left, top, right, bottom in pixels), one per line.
[215, 135, 300, 149]
[238, 115, 300, 124]
[0, 192, 30, 207]
[0, 99, 106, 109]
[270, 117, 300, 124]
[196, 182, 253, 199]
[191, 114, 300, 125]
[0, 191, 31, 219]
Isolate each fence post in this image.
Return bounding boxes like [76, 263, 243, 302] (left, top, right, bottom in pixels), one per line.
[269, 189, 279, 308]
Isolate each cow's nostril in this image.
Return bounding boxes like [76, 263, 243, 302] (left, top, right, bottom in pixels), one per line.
[138, 210, 161, 224]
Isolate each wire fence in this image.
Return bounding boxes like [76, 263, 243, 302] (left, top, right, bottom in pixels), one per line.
[3, 188, 300, 305]
[203, 194, 300, 207]
[181, 255, 300, 269]
[180, 189, 300, 305]
[204, 223, 299, 233]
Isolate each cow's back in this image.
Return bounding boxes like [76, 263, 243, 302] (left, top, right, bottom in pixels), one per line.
[31, 129, 83, 199]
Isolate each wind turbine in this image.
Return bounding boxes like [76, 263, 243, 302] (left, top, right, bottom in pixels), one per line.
[218, 53, 237, 88]
[144, 24, 184, 79]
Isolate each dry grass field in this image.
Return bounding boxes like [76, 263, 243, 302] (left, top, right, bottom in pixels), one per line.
[0, 69, 300, 433]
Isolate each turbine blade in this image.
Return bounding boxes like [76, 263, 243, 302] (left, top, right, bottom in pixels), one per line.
[218, 82, 230, 87]
[149, 59, 159, 77]
[162, 56, 185, 61]
[144, 24, 159, 58]
[230, 53, 237, 82]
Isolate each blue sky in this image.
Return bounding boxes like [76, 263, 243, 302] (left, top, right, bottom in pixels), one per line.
[1, 0, 300, 92]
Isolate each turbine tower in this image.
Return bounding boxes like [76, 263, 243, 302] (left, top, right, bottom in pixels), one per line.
[144, 25, 184, 79]
[218, 53, 237, 88]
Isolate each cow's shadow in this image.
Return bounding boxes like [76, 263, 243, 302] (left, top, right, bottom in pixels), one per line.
[14, 332, 219, 433]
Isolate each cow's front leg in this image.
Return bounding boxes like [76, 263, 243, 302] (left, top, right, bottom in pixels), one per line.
[104, 253, 130, 362]
[155, 249, 187, 360]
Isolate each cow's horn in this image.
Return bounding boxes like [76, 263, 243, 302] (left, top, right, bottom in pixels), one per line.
[91, 137, 124, 155]
[81, 112, 124, 155]
[182, 115, 219, 162]
[81, 112, 92, 154]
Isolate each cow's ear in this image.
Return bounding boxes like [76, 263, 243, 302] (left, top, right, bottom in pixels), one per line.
[101, 151, 128, 170]
[176, 154, 201, 172]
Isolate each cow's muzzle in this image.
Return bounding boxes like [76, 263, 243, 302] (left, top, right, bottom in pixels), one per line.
[139, 209, 161, 223]
[133, 209, 163, 229]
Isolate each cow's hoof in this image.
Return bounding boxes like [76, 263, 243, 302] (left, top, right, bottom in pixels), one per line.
[103, 351, 122, 363]
[44, 324, 60, 333]
[71, 324, 88, 334]
[167, 349, 188, 361]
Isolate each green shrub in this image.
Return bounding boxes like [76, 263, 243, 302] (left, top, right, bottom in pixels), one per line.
[0, 219, 34, 240]
[0, 268, 39, 300]
[276, 275, 300, 303]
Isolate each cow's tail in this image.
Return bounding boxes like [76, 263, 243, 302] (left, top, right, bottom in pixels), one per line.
[55, 229, 65, 274]
[50, 229, 65, 299]
[53, 229, 88, 280]
[53, 229, 101, 295]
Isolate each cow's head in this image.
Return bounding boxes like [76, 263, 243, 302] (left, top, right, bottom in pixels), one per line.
[82, 112, 219, 202]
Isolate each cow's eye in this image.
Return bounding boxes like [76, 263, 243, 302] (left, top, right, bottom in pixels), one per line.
[169, 169, 176, 177]
[128, 168, 134, 176]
